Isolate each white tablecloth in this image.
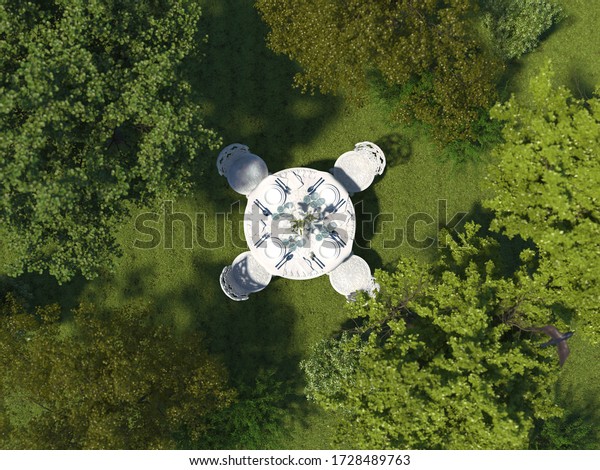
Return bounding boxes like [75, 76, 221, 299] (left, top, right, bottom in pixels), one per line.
[244, 167, 355, 279]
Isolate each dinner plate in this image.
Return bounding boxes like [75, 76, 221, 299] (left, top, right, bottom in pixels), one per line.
[264, 237, 285, 259]
[264, 185, 286, 206]
[319, 240, 340, 259]
[318, 184, 340, 206]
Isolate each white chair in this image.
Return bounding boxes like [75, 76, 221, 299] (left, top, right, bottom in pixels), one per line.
[217, 143, 269, 196]
[220, 251, 272, 301]
[217, 143, 250, 176]
[328, 254, 379, 301]
[331, 141, 386, 194]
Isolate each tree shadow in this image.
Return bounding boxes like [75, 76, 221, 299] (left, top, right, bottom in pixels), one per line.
[567, 66, 596, 100]
[185, 0, 341, 183]
[377, 133, 412, 166]
[187, 259, 303, 384]
[351, 191, 384, 270]
[497, 59, 525, 99]
[158, 255, 329, 446]
[0, 272, 88, 317]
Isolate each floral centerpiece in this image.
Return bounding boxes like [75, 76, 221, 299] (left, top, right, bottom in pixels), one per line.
[273, 192, 333, 251]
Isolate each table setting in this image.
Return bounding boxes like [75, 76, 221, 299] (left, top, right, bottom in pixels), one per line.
[244, 167, 356, 280]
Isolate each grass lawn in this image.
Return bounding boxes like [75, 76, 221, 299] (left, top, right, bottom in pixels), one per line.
[1, 0, 599, 449]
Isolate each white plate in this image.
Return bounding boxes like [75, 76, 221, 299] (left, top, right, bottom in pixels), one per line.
[264, 238, 285, 259]
[319, 240, 340, 259]
[319, 184, 340, 206]
[264, 186, 286, 206]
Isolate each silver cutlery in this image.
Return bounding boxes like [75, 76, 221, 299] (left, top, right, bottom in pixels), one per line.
[275, 178, 291, 193]
[293, 171, 304, 186]
[307, 177, 324, 194]
[302, 256, 315, 270]
[276, 252, 294, 269]
[254, 232, 270, 247]
[254, 199, 272, 216]
[330, 230, 346, 247]
[311, 253, 325, 269]
[333, 198, 346, 213]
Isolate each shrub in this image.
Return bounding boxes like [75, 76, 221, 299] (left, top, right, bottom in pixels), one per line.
[203, 370, 290, 449]
[533, 414, 599, 449]
[300, 334, 361, 404]
[481, 0, 564, 59]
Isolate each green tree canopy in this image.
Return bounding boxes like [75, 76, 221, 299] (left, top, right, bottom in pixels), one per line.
[256, 0, 503, 145]
[0, 295, 235, 449]
[0, 0, 220, 283]
[484, 64, 600, 342]
[481, 0, 564, 60]
[303, 224, 564, 449]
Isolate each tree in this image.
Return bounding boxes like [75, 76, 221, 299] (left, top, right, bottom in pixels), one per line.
[256, 0, 504, 145]
[0, 0, 221, 283]
[303, 224, 564, 449]
[481, 0, 564, 59]
[484, 64, 600, 342]
[0, 295, 235, 449]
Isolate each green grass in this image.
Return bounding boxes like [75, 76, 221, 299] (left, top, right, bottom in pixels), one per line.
[2, 0, 599, 449]
[506, 0, 600, 99]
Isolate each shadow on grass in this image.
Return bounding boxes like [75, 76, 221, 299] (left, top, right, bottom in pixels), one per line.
[567, 65, 596, 100]
[135, 255, 323, 448]
[377, 133, 413, 166]
[186, 0, 342, 180]
[0, 272, 87, 317]
[353, 191, 384, 270]
[532, 385, 600, 449]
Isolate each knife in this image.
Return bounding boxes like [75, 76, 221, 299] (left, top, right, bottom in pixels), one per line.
[254, 232, 269, 247]
[275, 178, 291, 193]
[254, 199, 272, 216]
[331, 231, 346, 247]
[307, 177, 324, 195]
[276, 252, 294, 269]
[333, 198, 345, 213]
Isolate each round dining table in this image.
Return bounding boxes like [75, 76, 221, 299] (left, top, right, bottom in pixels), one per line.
[244, 167, 356, 280]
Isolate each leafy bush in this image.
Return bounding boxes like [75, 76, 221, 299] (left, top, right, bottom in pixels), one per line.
[484, 63, 600, 342]
[203, 370, 290, 449]
[300, 333, 361, 404]
[0, 296, 235, 449]
[481, 0, 564, 59]
[533, 414, 599, 449]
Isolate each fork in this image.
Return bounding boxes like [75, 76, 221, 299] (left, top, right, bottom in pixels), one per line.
[311, 253, 325, 269]
[332, 198, 346, 213]
[330, 230, 346, 247]
[307, 177, 324, 195]
[254, 232, 270, 247]
[254, 199, 272, 216]
[275, 178, 291, 193]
